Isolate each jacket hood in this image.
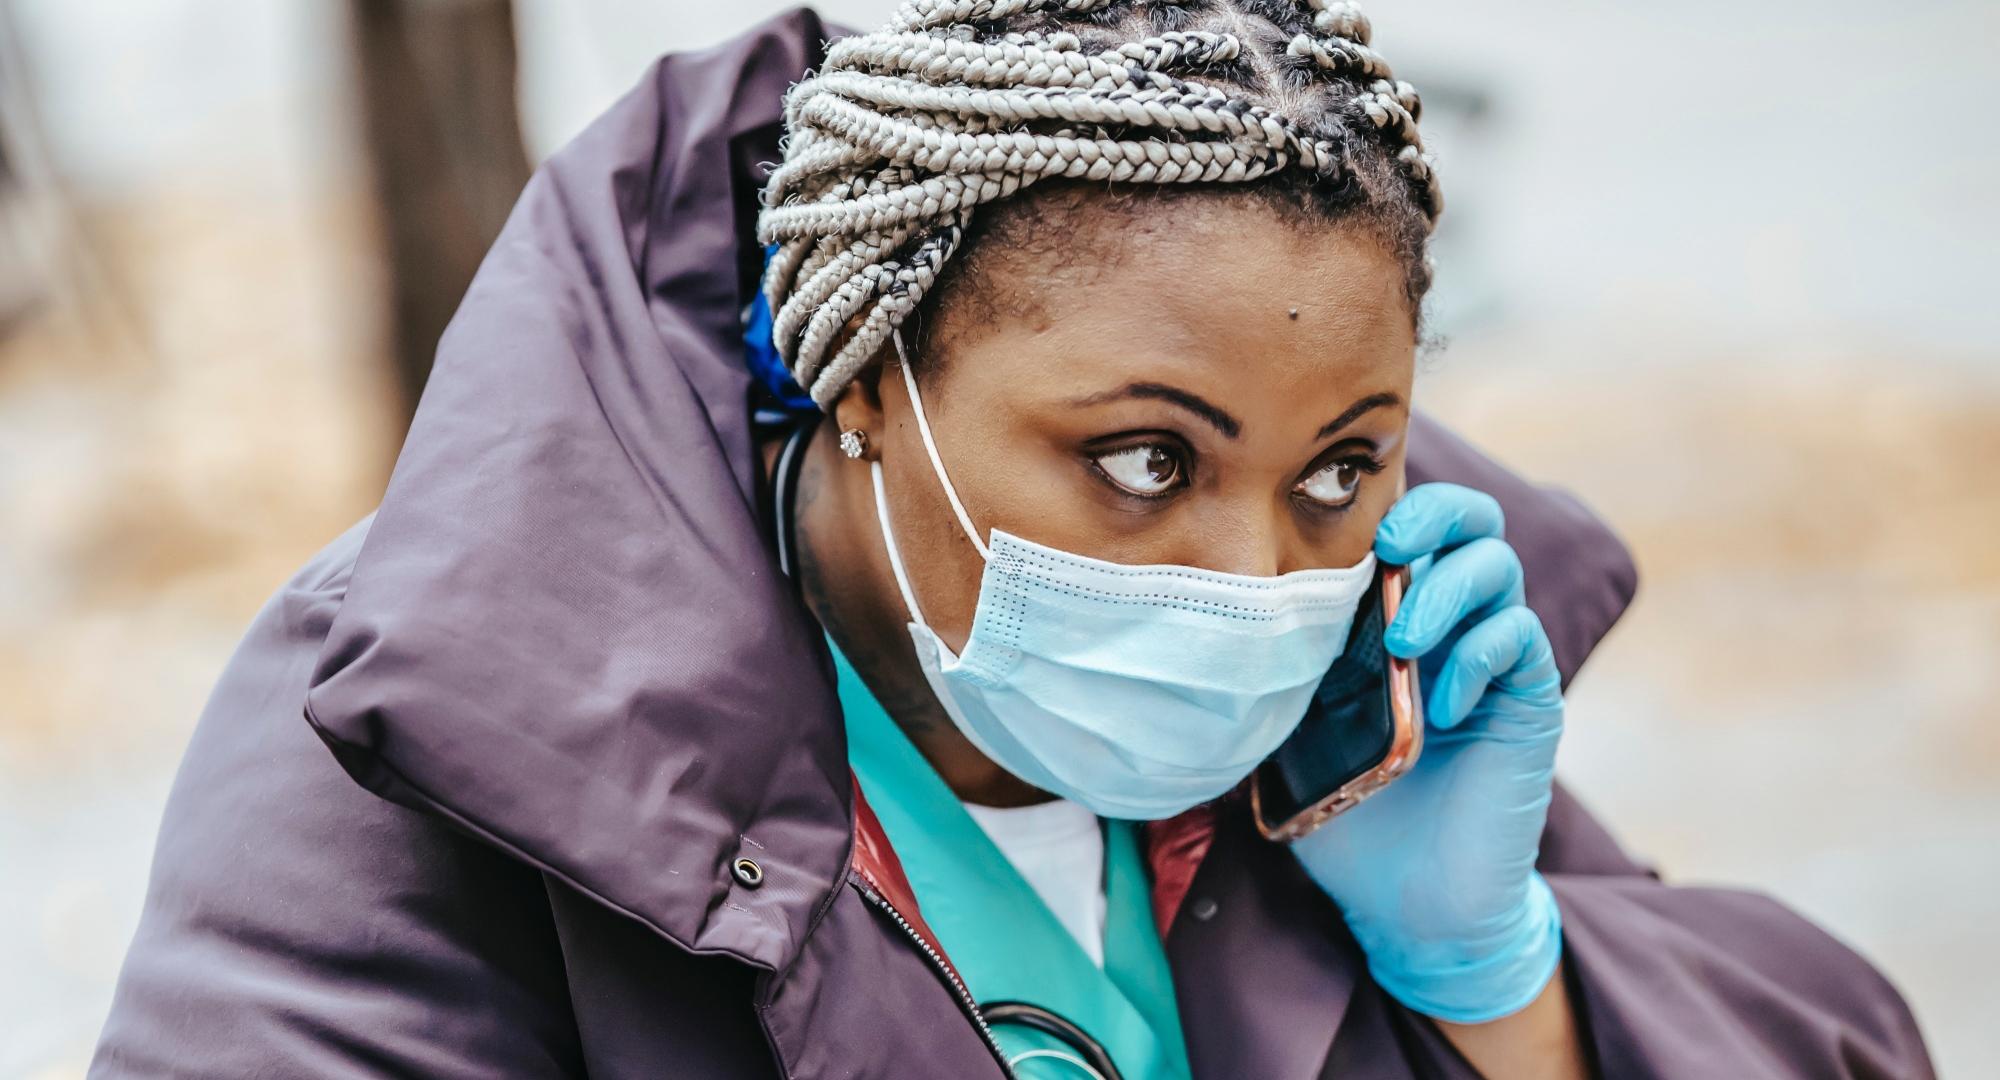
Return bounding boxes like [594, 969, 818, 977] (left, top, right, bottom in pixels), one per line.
[304, 6, 1638, 974]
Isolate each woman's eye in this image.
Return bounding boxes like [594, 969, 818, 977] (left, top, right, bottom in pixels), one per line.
[1295, 459, 1363, 507]
[1093, 443, 1186, 497]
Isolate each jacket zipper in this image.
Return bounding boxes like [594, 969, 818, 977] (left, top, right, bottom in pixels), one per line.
[855, 879, 1014, 1078]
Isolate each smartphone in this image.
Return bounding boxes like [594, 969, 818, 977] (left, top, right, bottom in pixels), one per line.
[1250, 564, 1423, 841]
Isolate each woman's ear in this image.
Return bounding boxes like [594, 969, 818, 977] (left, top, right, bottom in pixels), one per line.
[828, 343, 893, 463]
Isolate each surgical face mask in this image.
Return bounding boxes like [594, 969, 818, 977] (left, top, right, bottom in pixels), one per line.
[870, 342, 1377, 820]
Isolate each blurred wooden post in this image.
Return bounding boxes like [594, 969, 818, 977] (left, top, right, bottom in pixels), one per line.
[348, 0, 531, 422]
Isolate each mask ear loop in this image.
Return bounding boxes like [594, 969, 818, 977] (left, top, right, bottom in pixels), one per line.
[894, 329, 989, 560]
[870, 459, 930, 627]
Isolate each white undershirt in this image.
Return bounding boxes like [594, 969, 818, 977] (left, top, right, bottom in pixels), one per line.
[962, 798, 1109, 967]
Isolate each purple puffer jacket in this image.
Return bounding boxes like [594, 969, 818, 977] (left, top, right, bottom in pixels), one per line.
[90, 9, 1933, 1078]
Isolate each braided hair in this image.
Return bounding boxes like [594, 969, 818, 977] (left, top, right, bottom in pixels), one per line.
[758, 0, 1439, 407]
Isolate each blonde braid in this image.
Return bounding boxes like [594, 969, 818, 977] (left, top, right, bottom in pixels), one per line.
[758, 0, 1439, 407]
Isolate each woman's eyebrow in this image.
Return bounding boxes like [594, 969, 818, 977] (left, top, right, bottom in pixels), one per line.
[1317, 392, 1403, 439]
[1068, 382, 1242, 439]
[1066, 384, 1402, 442]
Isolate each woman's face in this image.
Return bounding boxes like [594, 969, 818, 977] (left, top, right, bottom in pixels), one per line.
[852, 196, 1416, 653]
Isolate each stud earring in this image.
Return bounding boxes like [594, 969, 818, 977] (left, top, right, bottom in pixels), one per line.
[838, 429, 868, 459]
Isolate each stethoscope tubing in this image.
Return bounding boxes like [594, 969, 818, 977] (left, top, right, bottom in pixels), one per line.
[980, 1000, 1123, 1080]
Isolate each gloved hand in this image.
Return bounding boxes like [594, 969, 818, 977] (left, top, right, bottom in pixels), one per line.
[1290, 482, 1566, 1024]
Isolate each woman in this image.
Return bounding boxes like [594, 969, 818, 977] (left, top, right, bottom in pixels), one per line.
[93, 3, 1931, 1078]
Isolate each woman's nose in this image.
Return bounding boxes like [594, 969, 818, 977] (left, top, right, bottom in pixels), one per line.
[1197, 505, 1289, 578]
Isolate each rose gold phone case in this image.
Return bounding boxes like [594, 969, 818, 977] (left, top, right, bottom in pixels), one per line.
[1251, 565, 1424, 842]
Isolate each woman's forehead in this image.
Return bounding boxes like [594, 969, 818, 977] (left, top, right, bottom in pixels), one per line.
[929, 208, 1415, 430]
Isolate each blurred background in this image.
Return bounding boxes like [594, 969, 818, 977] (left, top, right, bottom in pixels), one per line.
[0, 0, 1994, 1075]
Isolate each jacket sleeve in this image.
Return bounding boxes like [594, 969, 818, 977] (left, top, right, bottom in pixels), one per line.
[1533, 785, 1935, 1079]
[89, 520, 585, 1079]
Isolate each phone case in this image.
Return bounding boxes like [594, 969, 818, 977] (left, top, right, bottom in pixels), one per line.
[1250, 565, 1424, 841]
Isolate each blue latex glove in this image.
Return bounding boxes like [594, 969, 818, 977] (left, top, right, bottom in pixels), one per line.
[1291, 482, 1566, 1024]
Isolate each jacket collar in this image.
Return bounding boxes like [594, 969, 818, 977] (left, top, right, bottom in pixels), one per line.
[302, 6, 1638, 980]
[306, 7, 851, 972]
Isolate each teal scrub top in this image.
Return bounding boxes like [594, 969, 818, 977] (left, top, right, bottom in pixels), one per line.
[832, 643, 1193, 1080]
